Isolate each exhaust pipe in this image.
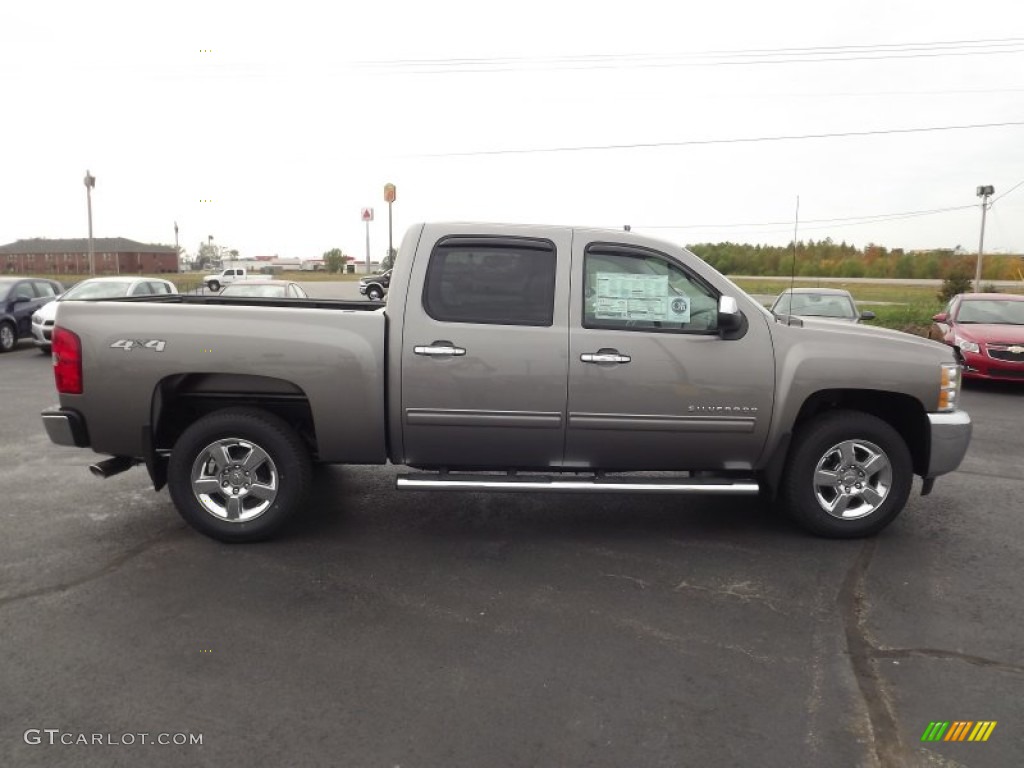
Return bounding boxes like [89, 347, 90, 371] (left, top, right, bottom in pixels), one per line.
[89, 456, 138, 479]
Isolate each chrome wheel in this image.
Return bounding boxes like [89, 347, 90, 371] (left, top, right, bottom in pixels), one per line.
[190, 437, 279, 522]
[812, 439, 892, 520]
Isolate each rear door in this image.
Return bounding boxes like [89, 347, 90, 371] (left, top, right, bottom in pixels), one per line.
[13, 281, 43, 335]
[399, 227, 571, 469]
[565, 239, 775, 471]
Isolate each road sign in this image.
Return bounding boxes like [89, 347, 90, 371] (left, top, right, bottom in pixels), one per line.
[384, 183, 396, 203]
[361, 207, 374, 222]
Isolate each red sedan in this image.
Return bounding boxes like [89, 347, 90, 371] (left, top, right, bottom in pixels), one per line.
[930, 293, 1024, 381]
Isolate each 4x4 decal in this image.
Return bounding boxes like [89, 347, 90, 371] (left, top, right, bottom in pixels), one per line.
[110, 339, 166, 352]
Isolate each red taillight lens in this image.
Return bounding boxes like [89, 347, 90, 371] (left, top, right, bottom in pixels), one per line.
[53, 327, 83, 394]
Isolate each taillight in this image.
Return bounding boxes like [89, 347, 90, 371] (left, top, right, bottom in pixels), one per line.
[53, 327, 83, 394]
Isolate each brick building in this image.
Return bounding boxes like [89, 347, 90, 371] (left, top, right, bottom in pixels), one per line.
[0, 237, 179, 274]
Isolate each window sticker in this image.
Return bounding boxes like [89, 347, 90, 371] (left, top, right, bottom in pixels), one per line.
[593, 273, 690, 322]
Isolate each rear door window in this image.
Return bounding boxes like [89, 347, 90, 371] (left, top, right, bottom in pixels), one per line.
[423, 237, 557, 326]
[32, 281, 57, 298]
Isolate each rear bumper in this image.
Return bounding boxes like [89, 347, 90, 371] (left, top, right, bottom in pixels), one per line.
[41, 407, 90, 447]
[925, 410, 971, 478]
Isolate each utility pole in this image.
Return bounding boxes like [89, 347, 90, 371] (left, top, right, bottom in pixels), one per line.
[974, 185, 994, 292]
[84, 171, 96, 276]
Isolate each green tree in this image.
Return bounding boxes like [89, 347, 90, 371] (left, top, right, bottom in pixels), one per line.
[323, 248, 346, 274]
[937, 270, 972, 303]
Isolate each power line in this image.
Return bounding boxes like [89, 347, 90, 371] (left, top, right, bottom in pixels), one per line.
[361, 49, 1024, 75]
[357, 37, 1024, 73]
[992, 179, 1024, 204]
[636, 205, 977, 230]
[420, 120, 1024, 157]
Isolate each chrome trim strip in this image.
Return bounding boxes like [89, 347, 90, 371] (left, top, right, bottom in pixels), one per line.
[569, 413, 756, 433]
[405, 409, 563, 429]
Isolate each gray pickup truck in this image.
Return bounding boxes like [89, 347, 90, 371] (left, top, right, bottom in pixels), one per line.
[42, 222, 971, 542]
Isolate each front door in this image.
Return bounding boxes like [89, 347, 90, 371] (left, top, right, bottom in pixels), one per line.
[399, 229, 572, 470]
[565, 241, 775, 471]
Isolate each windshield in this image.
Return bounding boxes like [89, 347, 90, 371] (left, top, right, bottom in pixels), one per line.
[956, 299, 1024, 325]
[61, 281, 133, 300]
[773, 293, 856, 319]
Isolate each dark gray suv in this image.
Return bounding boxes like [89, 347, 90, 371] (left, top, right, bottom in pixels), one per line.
[0, 277, 63, 353]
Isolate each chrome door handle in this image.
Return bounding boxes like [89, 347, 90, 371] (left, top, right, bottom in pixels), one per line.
[414, 342, 466, 357]
[580, 351, 631, 364]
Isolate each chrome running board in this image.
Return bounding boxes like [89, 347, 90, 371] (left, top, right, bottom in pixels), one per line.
[396, 473, 759, 495]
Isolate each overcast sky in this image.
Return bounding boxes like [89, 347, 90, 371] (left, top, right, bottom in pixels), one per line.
[2, 0, 1022, 262]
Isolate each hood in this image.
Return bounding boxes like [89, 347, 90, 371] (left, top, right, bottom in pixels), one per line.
[774, 315, 952, 356]
[34, 299, 59, 323]
[954, 323, 1024, 344]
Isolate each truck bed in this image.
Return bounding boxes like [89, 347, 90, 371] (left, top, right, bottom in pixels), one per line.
[51, 296, 388, 464]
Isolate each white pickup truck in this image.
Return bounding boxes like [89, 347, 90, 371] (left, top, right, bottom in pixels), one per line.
[203, 268, 250, 292]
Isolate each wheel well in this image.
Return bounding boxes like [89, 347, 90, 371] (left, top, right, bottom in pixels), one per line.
[153, 374, 318, 459]
[791, 389, 929, 476]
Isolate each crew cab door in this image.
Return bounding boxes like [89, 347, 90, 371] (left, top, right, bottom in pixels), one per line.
[565, 240, 775, 471]
[399, 228, 571, 469]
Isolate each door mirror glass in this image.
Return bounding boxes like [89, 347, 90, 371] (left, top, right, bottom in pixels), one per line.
[859, 310, 876, 321]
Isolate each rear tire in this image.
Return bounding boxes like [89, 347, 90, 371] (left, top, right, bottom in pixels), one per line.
[0, 321, 15, 353]
[167, 408, 311, 542]
[207, 280, 221, 292]
[780, 410, 912, 538]
[39, 345, 51, 355]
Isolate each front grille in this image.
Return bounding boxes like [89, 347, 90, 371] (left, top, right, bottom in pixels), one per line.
[987, 346, 1024, 363]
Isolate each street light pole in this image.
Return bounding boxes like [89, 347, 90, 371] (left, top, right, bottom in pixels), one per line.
[973, 185, 994, 292]
[384, 183, 396, 267]
[84, 171, 96, 276]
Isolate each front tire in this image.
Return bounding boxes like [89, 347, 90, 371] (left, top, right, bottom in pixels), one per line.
[0, 321, 16, 353]
[367, 286, 384, 301]
[39, 345, 51, 355]
[780, 410, 912, 538]
[167, 408, 311, 542]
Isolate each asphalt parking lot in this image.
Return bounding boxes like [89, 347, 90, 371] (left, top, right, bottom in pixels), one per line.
[1, 327, 1022, 768]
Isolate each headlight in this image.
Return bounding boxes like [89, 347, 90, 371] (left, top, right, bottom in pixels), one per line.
[938, 362, 961, 412]
[955, 336, 980, 354]
[32, 313, 41, 323]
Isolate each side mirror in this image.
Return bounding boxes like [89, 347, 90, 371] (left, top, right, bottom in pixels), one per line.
[932, 312, 948, 323]
[860, 310, 876, 321]
[717, 295, 744, 336]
